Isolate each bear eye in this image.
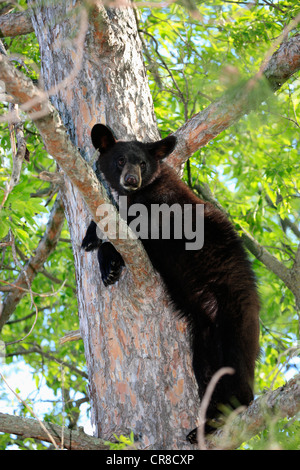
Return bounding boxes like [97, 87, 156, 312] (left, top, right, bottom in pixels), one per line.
[118, 156, 126, 167]
[140, 161, 146, 170]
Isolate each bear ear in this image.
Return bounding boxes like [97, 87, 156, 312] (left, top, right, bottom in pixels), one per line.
[147, 135, 177, 160]
[91, 124, 116, 153]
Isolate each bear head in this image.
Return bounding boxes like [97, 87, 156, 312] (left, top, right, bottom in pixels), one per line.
[91, 124, 177, 195]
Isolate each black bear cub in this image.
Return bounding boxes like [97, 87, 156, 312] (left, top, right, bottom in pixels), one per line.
[82, 124, 260, 443]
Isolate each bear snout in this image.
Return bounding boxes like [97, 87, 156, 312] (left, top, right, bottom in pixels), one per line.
[124, 174, 139, 187]
[120, 163, 142, 191]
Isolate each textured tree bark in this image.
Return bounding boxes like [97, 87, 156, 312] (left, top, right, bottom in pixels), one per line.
[29, 0, 198, 449]
[0, 11, 33, 38]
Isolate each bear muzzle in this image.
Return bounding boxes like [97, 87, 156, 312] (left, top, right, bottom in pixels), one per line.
[120, 164, 142, 191]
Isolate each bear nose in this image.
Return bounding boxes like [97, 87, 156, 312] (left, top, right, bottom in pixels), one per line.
[124, 174, 138, 187]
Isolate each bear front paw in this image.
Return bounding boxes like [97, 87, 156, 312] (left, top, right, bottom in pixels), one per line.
[186, 428, 198, 444]
[97, 242, 125, 286]
[82, 221, 102, 252]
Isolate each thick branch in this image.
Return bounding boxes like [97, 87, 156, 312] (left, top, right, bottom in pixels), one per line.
[0, 11, 34, 38]
[0, 52, 155, 291]
[0, 412, 108, 450]
[0, 196, 65, 330]
[169, 34, 300, 170]
[207, 373, 300, 450]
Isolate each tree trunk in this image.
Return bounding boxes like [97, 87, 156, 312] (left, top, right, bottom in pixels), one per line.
[29, 0, 199, 449]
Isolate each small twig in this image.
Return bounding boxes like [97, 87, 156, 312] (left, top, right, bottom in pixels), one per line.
[6, 310, 38, 324]
[32, 171, 64, 185]
[138, 29, 187, 105]
[59, 329, 82, 344]
[0, 278, 67, 298]
[5, 345, 88, 379]
[196, 367, 235, 450]
[4, 302, 38, 346]
[268, 345, 300, 390]
[0, 371, 59, 450]
[9, 230, 34, 308]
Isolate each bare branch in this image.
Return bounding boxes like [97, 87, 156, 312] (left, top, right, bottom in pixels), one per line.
[241, 231, 300, 307]
[0, 412, 108, 450]
[0, 372, 59, 449]
[38, 267, 75, 292]
[0, 11, 33, 38]
[32, 171, 64, 185]
[60, 329, 82, 344]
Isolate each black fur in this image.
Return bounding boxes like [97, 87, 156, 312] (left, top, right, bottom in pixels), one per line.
[82, 124, 260, 442]
[82, 221, 125, 286]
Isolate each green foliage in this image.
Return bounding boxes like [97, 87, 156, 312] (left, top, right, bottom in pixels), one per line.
[243, 418, 300, 450]
[0, 0, 299, 450]
[104, 431, 136, 450]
